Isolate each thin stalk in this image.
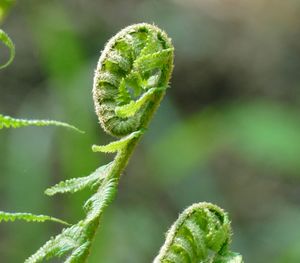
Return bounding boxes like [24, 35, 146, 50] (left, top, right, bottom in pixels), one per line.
[79, 90, 166, 262]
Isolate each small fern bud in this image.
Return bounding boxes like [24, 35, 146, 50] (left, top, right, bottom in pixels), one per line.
[93, 23, 174, 137]
[20, 23, 243, 263]
[154, 202, 243, 263]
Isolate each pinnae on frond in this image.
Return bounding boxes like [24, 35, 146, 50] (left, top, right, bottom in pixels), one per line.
[25, 23, 175, 263]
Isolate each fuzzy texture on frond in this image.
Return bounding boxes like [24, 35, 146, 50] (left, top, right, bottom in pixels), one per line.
[28, 176, 118, 262]
[0, 211, 69, 225]
[45, 163, 112, 196]
[83, 178, 117, 223]
[64, 241, 91, 263]
[0, 114, 84, 133]
[0, 29, 15, 69]
[25, 223, 86, 263]
[93, 23, 174, 137]
[153, 202, 243, 263]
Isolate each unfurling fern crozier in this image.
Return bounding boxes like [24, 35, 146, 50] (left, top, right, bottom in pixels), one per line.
[25, 23, 174, 263]
[154, 202, 243, 263]
[93, 23, 174, 137]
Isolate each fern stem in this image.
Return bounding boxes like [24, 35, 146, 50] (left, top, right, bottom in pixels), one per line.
[80, 89, 166, 262]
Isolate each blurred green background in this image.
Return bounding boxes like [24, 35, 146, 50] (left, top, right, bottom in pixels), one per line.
[1, 0, 300, 262]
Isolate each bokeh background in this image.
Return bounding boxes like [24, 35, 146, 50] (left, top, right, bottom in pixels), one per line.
[1, 0, 300, 262]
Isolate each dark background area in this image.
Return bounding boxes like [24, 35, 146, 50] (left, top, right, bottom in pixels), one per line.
[1, 0, 300, 262]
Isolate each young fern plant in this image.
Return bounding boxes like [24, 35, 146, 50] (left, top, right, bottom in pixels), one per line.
[1, 23, 243, 262]
[24, 22, 174, 263]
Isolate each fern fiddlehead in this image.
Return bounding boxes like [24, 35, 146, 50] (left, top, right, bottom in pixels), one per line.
[25, 23, 174, 262]
[154, 202, 243, 263]
[93, 23, 173, 137]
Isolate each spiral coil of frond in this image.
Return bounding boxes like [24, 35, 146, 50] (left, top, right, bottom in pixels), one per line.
[93, 23, 174, 137]
[154, 203, 243, 263]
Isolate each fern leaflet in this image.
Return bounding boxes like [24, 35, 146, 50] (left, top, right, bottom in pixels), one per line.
[25, 223, 86, 263]
[28, 176, 117, 262]
[115, 87, 167, 118]
[91, 130, 143, 153]
[83, 178, 117, 223]
[0, 211, 69, 225]
[45, 163, 112, 196]
[0, 114, 84, 133]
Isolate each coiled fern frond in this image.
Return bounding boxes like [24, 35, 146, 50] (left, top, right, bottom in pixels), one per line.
[23, 23, 174, 262]
[154, 202, 243, 263]
[93, 23, 173, 137]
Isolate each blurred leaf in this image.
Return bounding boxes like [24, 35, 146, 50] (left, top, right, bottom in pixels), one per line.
[0, 29, 15, 69]
[250, 205, 300, 262]
[148, 100, 300, 185]
[0, 0, 14, 23]
[277, 242, 300, 263]
[147, 107, 222, 184]
[223, 101, 300, 174]
[28, 3, 85, 80]
[89, 205, 168, 263]
[26, 1, 100, 222]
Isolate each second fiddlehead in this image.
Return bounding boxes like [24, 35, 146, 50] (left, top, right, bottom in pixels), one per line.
[154, 202, 243, 263]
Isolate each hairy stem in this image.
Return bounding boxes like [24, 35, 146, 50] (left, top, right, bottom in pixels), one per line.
[80, 89, 166, 262]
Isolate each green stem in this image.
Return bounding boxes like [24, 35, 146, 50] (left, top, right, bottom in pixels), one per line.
[80, 90, 166, 262]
